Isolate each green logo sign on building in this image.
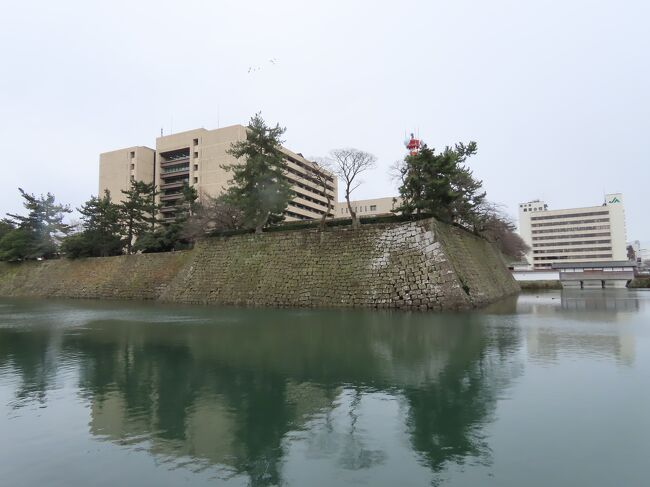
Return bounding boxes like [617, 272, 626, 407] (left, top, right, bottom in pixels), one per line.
[609, 197, 621, 204]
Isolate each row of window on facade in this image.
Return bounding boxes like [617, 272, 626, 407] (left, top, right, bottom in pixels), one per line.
[285, 165, 335, 193]
[340, 205, 377, 214]
[292, 187, 331, 209]
[532, 232, 611, 241]
[533, 254, 613, 261]
[530, 210, 609, 221]
[286, 155, 335, 184]
[533, 239, 611, 248]
[288, 200, 326, 216]
[532, 225, 610, 235]
[533, 246, 612, 254]
[531, 218, 610, 228]
[286, 176, 332, 202]
[562, 267, 634, 273]
[285, 210, 312, 221]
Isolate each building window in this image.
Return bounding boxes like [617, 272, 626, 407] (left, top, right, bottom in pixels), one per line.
[193, 151, 199, 158]
[130, 151, 135, 159]
[193, 177, 198, 184]
[193, 138, 199, 146]
[370, 205, 376, 211]
[130, 163, 135, 170]
[193, 164, 198, 171]
[523, 208, 527, 212]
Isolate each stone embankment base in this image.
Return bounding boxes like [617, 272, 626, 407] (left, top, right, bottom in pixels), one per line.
[0, 219, 519, 311]
[518, 280, 562, 290]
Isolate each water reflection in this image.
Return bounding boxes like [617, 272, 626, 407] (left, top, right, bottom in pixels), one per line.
[483, 290, 642, 366]
[0, 301, 523, 485]
[514, 289, 642, 315]
[1, 292, 646, 486]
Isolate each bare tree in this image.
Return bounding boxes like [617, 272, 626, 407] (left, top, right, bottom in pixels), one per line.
[389, 159, 406, 186]
[181, 195, 243, 241]
[475, 202, 530, 259]
[627, 245, 636, 262]
[330, 149, 377, 228]
[309, 158, 336, 230]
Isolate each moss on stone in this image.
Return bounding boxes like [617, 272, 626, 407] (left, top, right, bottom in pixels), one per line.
[0, 219, 518, 310]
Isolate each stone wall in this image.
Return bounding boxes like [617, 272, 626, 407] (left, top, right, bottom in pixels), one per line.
[0, 252, 191, 301]
[0, 219, 519, 310]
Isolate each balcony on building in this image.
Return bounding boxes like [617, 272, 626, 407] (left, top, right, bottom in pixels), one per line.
[160, 147, 190, 184]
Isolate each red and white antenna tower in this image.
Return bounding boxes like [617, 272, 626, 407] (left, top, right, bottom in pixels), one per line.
[404, 131, 422, 156]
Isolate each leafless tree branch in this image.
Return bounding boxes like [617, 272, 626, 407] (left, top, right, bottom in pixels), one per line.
[329, 148, 376, 228]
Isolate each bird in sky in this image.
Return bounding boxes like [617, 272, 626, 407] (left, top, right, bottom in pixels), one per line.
[247, 59, 279, 74]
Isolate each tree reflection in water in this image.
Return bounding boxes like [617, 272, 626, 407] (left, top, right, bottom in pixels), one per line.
[0, 300, 523, 485]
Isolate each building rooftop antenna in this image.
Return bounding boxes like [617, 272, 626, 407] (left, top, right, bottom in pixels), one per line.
[404, 131, 422, 156]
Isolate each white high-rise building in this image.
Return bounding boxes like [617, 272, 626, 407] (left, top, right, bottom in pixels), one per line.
[518, 193, 627, 269]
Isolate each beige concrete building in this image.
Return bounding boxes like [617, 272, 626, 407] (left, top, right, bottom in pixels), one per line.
[98, 146, 155, 203]
[335, 196, 401, 218]
[518, 193, 628, 269]
[99, 124, 337, 222]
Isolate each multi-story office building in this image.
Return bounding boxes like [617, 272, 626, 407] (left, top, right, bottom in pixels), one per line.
[518, 194, 628, 269]
[99, 125, 336, 222]
[98, 146, 155, 203]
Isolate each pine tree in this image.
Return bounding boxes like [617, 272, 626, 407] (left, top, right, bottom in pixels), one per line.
[222, 114, 292, 234]
[61, 191, 123, 258]
[177, 184, 199, 221]
[119, 180, 161, 254]
[394, 142, 485, 227]
[0, 220, 14, 241]
[133, 184, 197, 253]
[2, 188, 71, 260]
[0, 227, 33, 262]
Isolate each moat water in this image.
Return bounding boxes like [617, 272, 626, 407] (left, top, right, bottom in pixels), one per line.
[0, 290, 648, 486]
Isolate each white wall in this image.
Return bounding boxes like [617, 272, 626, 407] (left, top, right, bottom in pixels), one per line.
[512, 270, 559, 281]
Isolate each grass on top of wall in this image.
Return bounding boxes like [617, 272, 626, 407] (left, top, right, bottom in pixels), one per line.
[207, 213, 435, 238]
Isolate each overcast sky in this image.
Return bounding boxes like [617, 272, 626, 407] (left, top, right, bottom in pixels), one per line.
[1, 0, 648, 242]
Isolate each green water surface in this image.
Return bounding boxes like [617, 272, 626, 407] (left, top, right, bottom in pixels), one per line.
[0, 290, 648, 486]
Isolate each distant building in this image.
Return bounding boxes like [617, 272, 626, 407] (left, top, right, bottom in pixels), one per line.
[99, 125, 337, 222]
[335, 197, 401, 218]
[518, 194, 628, 269]
[627, 240, 650, 265]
